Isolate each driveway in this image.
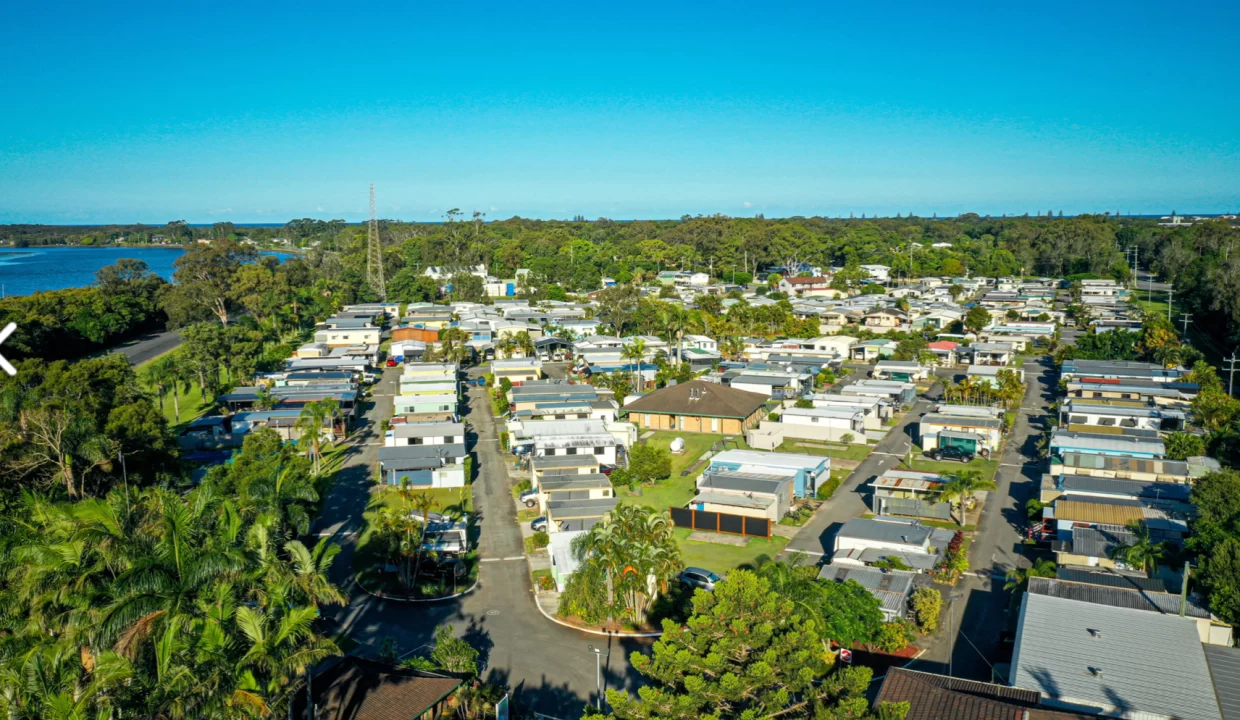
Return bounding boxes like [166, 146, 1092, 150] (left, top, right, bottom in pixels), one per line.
[313, 365, 645, 718]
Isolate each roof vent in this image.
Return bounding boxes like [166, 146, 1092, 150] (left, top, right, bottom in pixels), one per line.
[1088, 628, 1103, 639]
[1090, 667, 1103, 678]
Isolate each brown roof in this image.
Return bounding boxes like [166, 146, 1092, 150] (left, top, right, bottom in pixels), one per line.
[874, 668, 1092, 720]
[293, 657, 461, 720]
[622, 379, 767, 419]
[784, 276, 827, 285]
[1054, 499, 1146, 525]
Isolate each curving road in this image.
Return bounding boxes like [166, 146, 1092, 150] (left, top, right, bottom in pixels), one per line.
[311, 366, 647, 719]
[109, 328, 182, 366]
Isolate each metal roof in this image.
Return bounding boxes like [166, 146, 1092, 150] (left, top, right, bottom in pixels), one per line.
[690, 492, 774, 510]
[817, 562, 915, 614]
[1011, 592, 1222, 720]
[698, 472, 790, 495]
[546, 497, 619, 520]
[390, 422, 465, 439]
[377, 444, 466, 467]
[1055, 452, 1189, 477]
[711, 449, 828, 472]
[1055, 566, 1176, 593]
[837, 516, 932, 546]
[533, 455, 599, 469]
[872, 469, 945, 492]
[539, 473, 612, 491]
[1027, 576, 1211, 619]
[1205, 645, 1240, 720]
[921, 413, 1003, 429]
[853, 547, 940, 571]
[1049, 429, 1165, 456]
[1059, 473, 1191, 502]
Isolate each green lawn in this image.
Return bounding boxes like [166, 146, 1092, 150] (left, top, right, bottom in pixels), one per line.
[906, 446, 1000, 482]
[673, 528, 789, 572]
[618, 431, 729, 511]
[777, 438, 874, 463]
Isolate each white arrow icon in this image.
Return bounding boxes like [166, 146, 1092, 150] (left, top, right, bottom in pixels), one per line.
[0, 323, 16, 377]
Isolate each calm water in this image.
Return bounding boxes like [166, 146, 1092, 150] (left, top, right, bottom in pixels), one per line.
[0, 246, 293, 297]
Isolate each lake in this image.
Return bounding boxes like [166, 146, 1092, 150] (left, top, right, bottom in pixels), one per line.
[0, 246, 294, 297]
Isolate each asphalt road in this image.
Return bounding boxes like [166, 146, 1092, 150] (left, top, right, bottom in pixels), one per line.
[312, 365, 644, 719]
[109, 328, 182, 365]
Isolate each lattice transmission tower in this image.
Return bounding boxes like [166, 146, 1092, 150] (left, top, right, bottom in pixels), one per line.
[367, 183, 386, 300]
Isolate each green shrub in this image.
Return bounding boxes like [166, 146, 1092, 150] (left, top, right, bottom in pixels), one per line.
[910, 587, 942, 633]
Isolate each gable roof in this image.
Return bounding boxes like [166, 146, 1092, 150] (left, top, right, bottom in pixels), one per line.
[622, 379, 767, 419]
[874, 668, 1091, 720]
[292, 657, 460, 720]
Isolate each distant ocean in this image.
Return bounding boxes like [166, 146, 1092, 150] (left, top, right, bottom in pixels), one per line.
[0, 246, 293, 298]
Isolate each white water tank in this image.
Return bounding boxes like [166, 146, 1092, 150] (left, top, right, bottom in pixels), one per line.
[669, 437, 686, 454]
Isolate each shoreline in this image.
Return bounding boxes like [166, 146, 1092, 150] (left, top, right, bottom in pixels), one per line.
[0, 243, 302, 254]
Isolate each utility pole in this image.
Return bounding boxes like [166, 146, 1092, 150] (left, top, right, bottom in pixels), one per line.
[1227, 353, 1240, 396]
[366, 184, 386, 300]
[1167, 286, 1174, 324]
[1180, 313, 1193, 340]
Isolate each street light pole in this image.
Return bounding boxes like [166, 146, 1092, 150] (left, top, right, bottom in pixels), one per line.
[588, 645, 604, 711]
[948, 593, 964, 678]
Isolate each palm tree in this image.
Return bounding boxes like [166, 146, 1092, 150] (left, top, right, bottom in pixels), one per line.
[144, 355, 175, 415]
[284, 539, 347, 609]
[295, 399, 339, 475]
[1109, 521, 1168, 577]
[251, 464, 319, 538]
[514, 330, 535, 358]
[410, 489, 440, 587]
[622, 339, 647, 392]
[664, 306, 688, 365]
[1004, 558, 1057, 592]
[996, 369, 1025, 410]
[496, 336, 516, 359]
[572, 504, 681, 627]
[935, 470, 997, 525]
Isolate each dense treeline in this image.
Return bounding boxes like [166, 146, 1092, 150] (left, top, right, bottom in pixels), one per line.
[0, 259, 168, 360]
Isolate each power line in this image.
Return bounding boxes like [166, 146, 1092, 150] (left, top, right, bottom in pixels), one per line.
[1180, 313, 1193, 340]
[366, 184, 386, 300]
[1226, 353, 1240, 396]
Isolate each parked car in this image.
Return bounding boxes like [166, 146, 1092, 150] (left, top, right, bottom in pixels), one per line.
[599, 464, 616, 477]
[530, 516, 548, 532]
[927, 445, 974, 463]
[679, 566, 722, 591]
[518, 489, 540, 508]
[385, 358, 397, 367]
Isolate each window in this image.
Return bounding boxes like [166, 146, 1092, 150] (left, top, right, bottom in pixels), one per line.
[594, 447, 605, 455]
[411, 437, 424, 445]
[1069, 416, 1087, 424]
[566, 447, 577, 455]
[443, 436, 454, 444]
[1092, 392, 1103, 398]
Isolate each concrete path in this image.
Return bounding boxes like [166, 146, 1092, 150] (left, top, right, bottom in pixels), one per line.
[313, 365, 646, 718]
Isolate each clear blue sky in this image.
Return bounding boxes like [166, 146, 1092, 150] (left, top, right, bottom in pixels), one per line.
[2, 0, 1237, 224]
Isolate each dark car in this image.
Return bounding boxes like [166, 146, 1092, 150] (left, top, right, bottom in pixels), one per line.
[927, 445, 974, 463]
[679, 566, 722, 591]
[530, 516, 548, 533]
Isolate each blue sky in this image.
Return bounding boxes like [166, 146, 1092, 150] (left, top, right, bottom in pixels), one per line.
[2, 0, 1237, 223]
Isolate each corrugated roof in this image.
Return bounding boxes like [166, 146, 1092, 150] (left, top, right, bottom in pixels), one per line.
[390, 422, 464, 438]
[1027, 576, 1211, 619]
[1012, 593, 1221, 720]
[1055, 566, 1175, 593]
[817, 562, 915, 614]
[533, 455, 599, 469]
[546, 497, 618, 520]
[540, 473, 612, 491]
[921, 413, 1003, 429]
[1059, 473, 1191, 501]
[874, 668, 1092, 720]
[1055, 498, 1147, 526]
[1205, 645, 1240, 720]
[1050, 429, 1165, 455]
[837, 517, 932, 546]
[698, 472, 790, 495]
[690, 492, 773, 510]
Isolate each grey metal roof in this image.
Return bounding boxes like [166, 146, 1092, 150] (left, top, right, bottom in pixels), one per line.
[540, 473, 612, 491]
[1056, 567, 1177, 594]
[1027, 576, 1211, 619]
[1205, 645, 1240, 720]
[817, 562, 915, 614]
[1050, 429, 1165, 456]
[690, 492, 774, 510]
[390, 422, 465, 439]
[920, 413, 1003, 429]
[855, 548, 939, 571]
[1011, 592, 1222, 720]
[1067, 525, 1136, 559]
[837, 517, 932, 547]
[377, 444, 466, 470]
[546, 497, 619, 519]
[533, 455, 599, 469]
[1059, 473, 1191, 502]
[1055, 452, 1189, 477]
[698, 472, 790, 495]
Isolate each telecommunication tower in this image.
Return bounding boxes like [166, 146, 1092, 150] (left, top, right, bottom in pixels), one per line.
[367, 184, 386, 300]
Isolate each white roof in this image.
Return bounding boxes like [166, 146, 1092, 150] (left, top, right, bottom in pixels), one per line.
[781, 406, 863, 420]
[711, 449, 827, 472]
